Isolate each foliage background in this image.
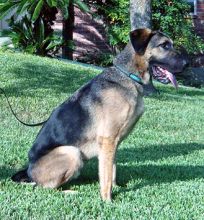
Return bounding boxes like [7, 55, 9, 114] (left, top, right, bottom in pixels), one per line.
[0, 0, 89, 56]
[90, 0, 204, 54]
[1, 0, 204, 60]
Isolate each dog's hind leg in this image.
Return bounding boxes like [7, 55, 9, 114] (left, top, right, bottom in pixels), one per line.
[12, 168, 31, 183]
[28, 146, 83, 189]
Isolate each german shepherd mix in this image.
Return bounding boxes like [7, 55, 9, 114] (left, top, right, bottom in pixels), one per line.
[12, 28, 188, 201]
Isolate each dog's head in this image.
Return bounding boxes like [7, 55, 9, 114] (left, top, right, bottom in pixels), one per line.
[130, 28, 188, 88]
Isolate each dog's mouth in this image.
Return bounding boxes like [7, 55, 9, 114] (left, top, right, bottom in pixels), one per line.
[152, 66, 178, 88]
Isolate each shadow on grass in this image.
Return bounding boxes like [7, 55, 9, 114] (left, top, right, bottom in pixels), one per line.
[176, 87, 204, 97]
[0, 166, 17, 181]
[154, 81, 204, 96]
[2, 142, 204, 199]
[62, 143, 204, 191]
[117, 142, 204, 164]
[144, 81, 204, 104]
[3, 62, 96, 97]
[115, 142, 204, 195]
[113, 162, 204, 200]
[146, 93, 204, 104]
[118, 164, 204, 187]
[2, 61, 203, 106]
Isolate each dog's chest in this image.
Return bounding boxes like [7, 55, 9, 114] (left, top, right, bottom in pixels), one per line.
[79, 87, 144, 159]
[118, 95, 144, 141]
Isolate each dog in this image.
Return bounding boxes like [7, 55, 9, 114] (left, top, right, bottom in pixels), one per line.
[12, 28, 188, 201]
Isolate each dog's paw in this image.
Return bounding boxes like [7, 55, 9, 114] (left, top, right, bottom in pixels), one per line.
[62, 189, 78, 194]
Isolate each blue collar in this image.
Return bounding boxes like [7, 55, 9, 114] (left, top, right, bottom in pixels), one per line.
[114, 65, 143, 85]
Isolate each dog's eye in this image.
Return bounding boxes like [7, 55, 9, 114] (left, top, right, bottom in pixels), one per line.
[160, 42, 172, 50]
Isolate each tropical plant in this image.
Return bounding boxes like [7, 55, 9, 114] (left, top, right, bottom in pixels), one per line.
[5, 15, 61, 56]
[0, 0, 89, 57]
[0, 0, 88, 22]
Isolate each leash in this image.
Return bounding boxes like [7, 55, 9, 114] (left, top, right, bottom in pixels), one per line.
[0, 87, 47, 126]
[114, 64, 143, 85]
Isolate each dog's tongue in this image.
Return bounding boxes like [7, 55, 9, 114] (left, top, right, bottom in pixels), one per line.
[164, 69, 178, 88]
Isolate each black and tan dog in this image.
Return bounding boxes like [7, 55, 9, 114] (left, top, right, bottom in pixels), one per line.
[12, 28, 188, 201]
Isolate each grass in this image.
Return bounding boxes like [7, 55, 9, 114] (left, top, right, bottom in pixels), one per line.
[0, 51, 204, 219]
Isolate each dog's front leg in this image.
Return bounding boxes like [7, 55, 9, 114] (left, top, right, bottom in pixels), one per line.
[112, 162, 117, 186]
[98, 137, 116, 201]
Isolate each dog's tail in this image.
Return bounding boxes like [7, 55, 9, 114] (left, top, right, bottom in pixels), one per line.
[11, 168, 31, 183]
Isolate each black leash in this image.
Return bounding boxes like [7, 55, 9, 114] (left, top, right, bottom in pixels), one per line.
[0, 87, 47, 127]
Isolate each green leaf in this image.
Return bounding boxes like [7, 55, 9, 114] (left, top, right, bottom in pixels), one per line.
[46, 40, 62, 50]
[24, 17, 34, 40]
[16, 0, 30, 16]
[57, 0, 69, 19]
[22, 22, 30, 40]
[60, 7, 69, 19]
[73, 0, 90, 13]
[50, 0, 57, 7]
[0, 2, 17, 20]
[31, 0, 44, 22]
[46, 0, 53, 7]
[37, 18, 45, 44]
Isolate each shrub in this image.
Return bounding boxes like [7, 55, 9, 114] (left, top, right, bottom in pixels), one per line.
[6, 15, 62, 56]
[92, 0, 204, 54]
[0, 0, 89, 57]
[152, 0, 204, 53]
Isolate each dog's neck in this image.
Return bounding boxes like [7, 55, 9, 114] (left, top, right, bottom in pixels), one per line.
[113, 43, 150, 84]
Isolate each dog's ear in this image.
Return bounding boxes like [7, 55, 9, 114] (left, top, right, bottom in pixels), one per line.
[130, 28, 155, 55]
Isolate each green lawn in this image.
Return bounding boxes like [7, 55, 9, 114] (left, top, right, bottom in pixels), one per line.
[0, 51, 204, 219]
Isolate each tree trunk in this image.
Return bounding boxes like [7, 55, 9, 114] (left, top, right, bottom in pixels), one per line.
[130, 0, 152, 30]
[62, 3, 75, 60]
